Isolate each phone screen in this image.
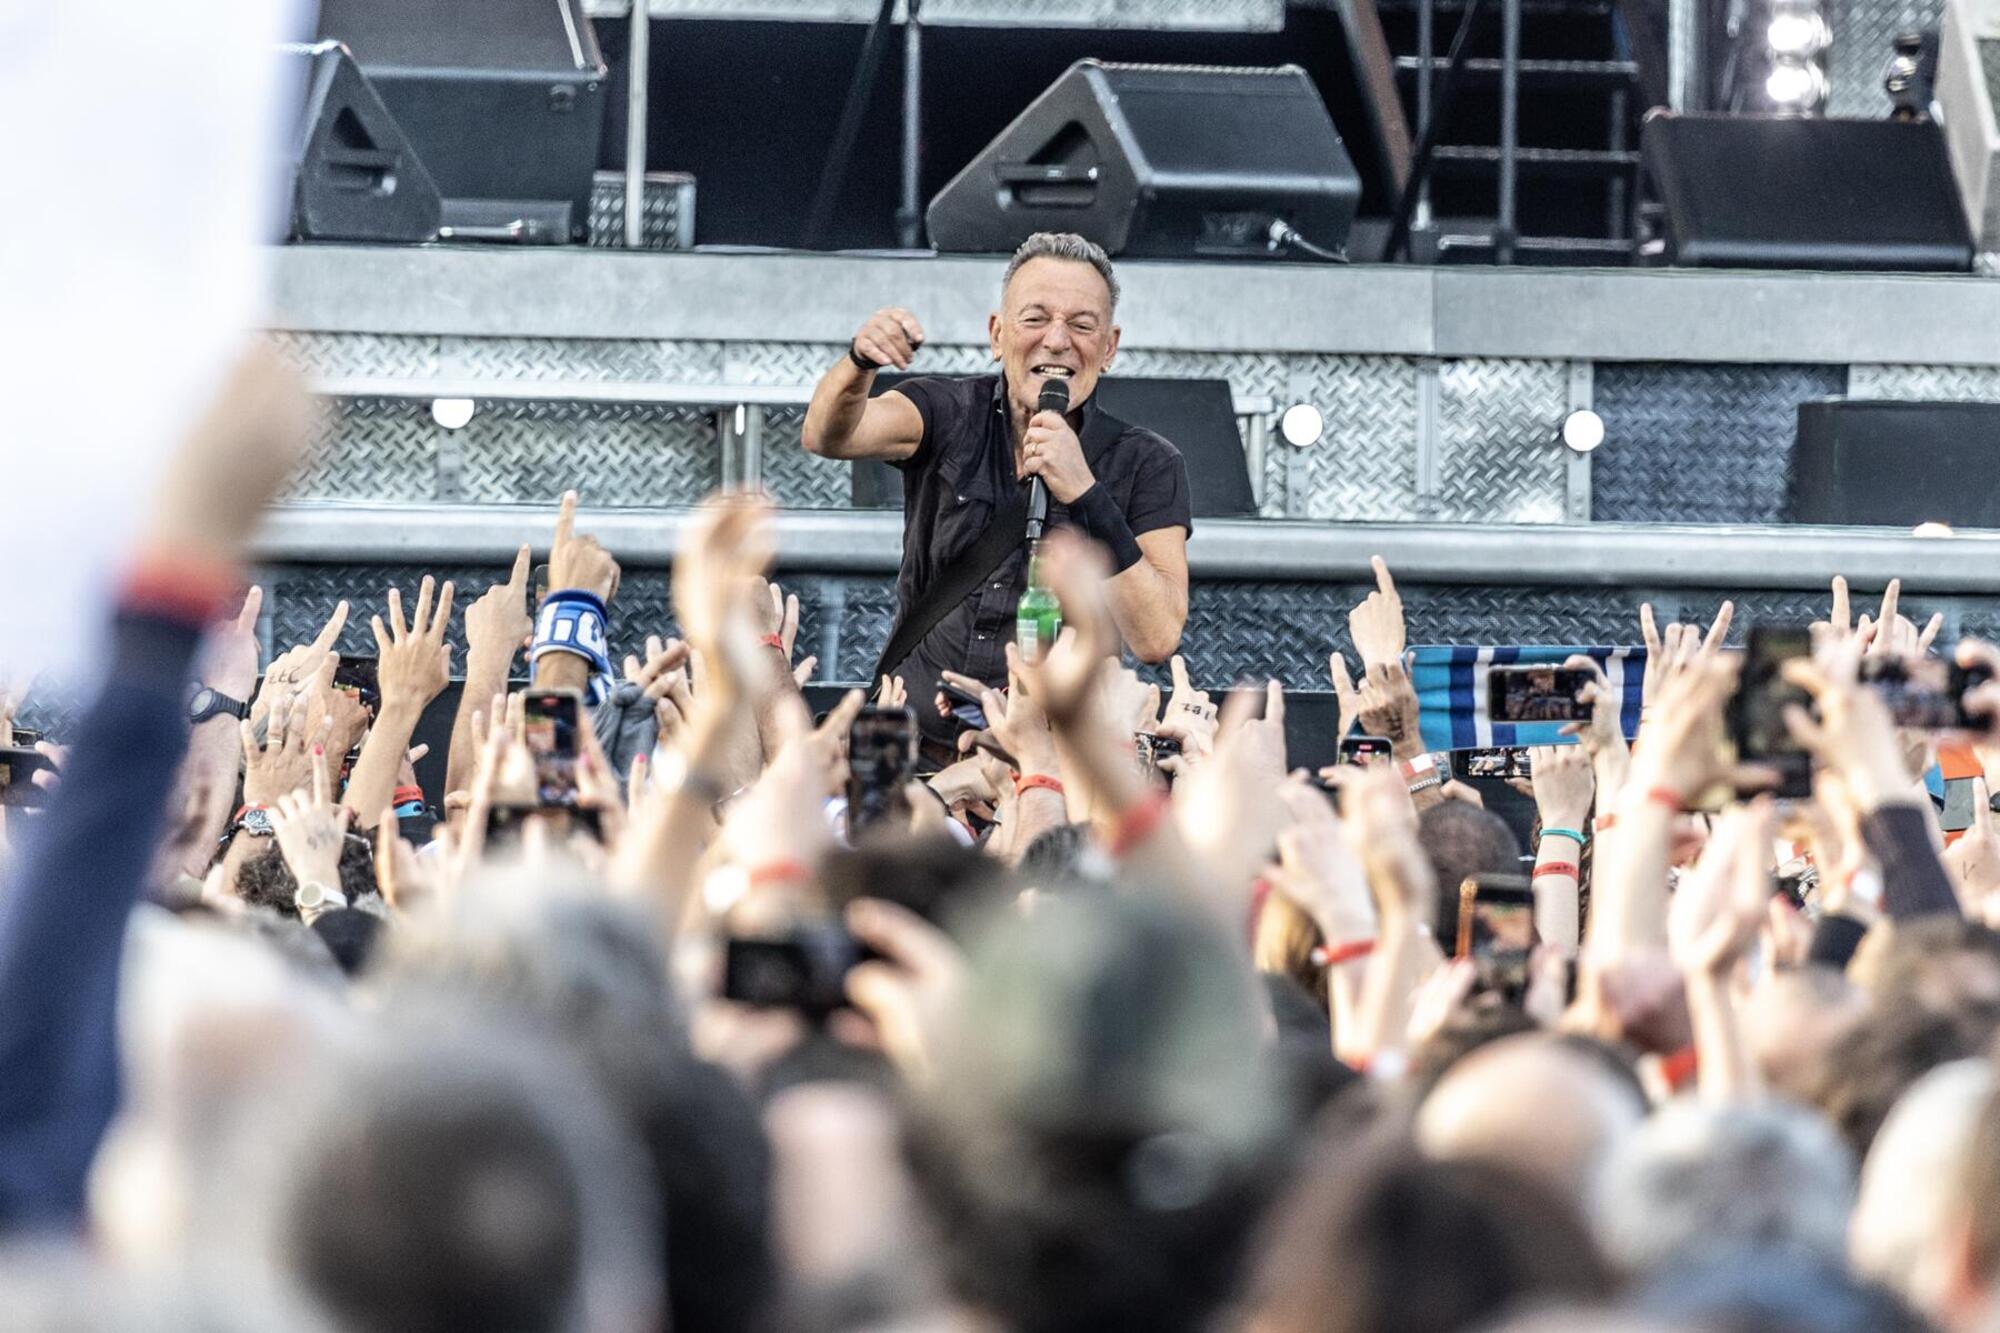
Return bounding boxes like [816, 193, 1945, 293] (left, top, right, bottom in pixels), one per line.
[848, 705, 917, 835]
[522, 690, 582, 809]
[1487, 667, 1593, 723]
[1340, 735, 1393, 765]
[333, 654, 381, 715]
[1457, 874, 1537, 998]
[1730, 627, 1813, 798]
[1450, 747, 1533, 780]
[938, 681, 989, 732]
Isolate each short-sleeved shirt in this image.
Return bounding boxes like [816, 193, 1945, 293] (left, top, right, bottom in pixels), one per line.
[883, 373, 1193, 750]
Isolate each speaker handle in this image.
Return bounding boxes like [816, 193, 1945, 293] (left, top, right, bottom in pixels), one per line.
[994, 164, 1100, 185]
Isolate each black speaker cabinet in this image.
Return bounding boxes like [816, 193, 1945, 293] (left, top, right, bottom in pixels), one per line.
[284, 43, 441, 244]
[316, 0, 606, 243]
[927, 59, 1360, 260]
[1641, 112, 1974, 272]
[1792, 400, 2000, 527]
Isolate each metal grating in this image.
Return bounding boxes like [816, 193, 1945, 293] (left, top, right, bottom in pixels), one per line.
[1847, 363, 2000, 399]
[438, 336, 729, 382]
[1827, 0, 1945, 117]
[587, 171, 696, 251]
[1433, 360, 1570, 523]
[757, 407, 860, 509]
[452, 400, 723, 507]
[290, 398, 440, 503]
[607, 0, 1283, 28]
[270, 331, 439, 379]
[1591, 362, 1847, 523]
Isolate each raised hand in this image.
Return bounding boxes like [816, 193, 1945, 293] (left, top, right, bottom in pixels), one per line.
[843, 896, 966, 1086]
[372, 575, 455, 717]
[851, 307, 926, 371]
[874, 674, 907, 709]
[1347, 555, 1406, 668]
[1525, 742, 1595, 834]
[1781, 637, 1916, 810]
[547, 490, 621, 604]
[1014, 531, 1119, 728]
[255, 599, 349, 730]
[1271, 775, 1375, 946]
[269, 747, 353, 895]
[1328, 650, 1424, 756]
[1556, 653, 1629, 801]
[979, 644, 1058, 778]
[1947, 777, 2000, 925]
[672, 494, 776, 706]
[241, 690, 331, 806]
[201, 585, 264, 702]
[466, 544, 534, 670]
[1639, 600, 1733, 709]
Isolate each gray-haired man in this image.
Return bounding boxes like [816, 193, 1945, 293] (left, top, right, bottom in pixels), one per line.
[802, 232, 1192, 758]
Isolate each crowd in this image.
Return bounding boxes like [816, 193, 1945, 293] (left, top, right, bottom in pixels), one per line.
[10, 342, 2000, 1333]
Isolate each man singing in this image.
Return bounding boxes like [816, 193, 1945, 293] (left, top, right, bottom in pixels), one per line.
[801, 232, 1192, 756]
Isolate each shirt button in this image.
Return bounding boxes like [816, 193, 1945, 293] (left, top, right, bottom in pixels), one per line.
[976, 633, 990, 641]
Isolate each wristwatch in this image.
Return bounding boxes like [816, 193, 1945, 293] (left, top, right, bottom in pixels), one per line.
[229, 804, 276, 839]
[294, 879, 348, 920]
[188, 687, 249, 726]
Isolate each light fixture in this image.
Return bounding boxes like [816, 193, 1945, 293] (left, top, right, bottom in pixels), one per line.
[430, 397, 475, 429]
[1765, 60, 1828, 109]
[1279, 403, 1325, 447]
[1913, 521, 1956, 537]
[1767, 9, 1829, 57]
[1558, 409, 1605, 453]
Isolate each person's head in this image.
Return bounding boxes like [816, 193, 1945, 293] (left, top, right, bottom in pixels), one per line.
[1746, 965, 1869, 1103]
[378, 872, 774, 1333]
[1851, 1059, 1994, 1324]
[1017, 821, 1098, 889]
[1853, 916, 2000, 1018]
[991, 232, 1121, 421]
[1246, 1147, 1614, 1333]
[906, 889, 1281, 1333]
[1593, 1098, 1854, 1276]
[1806, 997, 2000, 1158]
[1416, 1032, 1647, 1207]
[1634, 1251, 1933, 1333]
[264, 1015, 660, 1333]
[1417, 801, 1523, 942]
[1943, 1076, 2000, 1330]
[234, 834, 378, 920]
[1253, 894, 1327, 1009]
[1406, 1000, 1539, 1101]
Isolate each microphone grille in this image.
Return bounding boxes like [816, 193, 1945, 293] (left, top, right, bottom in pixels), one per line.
[1038, 378, 1070, 414]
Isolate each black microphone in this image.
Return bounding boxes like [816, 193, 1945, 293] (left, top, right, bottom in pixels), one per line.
[1027, 377, 1068, 542]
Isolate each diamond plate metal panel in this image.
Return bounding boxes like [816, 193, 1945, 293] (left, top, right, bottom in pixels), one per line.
[757, 407, 860, 509]
[1591, 363, 1847, 523]
[1848, 363, 2000, 399]
[1433, 359, 1568, 523]
[270, 331, 439, 379]
[623, 0, 1282, 27]
[438, 337, 728, 382]
[588, 171, 696, 250]
[1828, 0, 1944, 117]
[455, 400, 722, 506]
[290, 398, 441, 502]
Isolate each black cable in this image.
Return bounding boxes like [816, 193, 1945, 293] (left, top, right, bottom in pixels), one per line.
[802, 0, 900, 250]
[1267, 220, 1349, 263]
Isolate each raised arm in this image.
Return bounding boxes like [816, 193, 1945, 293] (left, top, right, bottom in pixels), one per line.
[800, 308, 927, 462]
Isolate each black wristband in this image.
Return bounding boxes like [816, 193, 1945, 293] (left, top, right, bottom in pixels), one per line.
[1066, 484, 1144, 574]
[848, 340, 881, 373]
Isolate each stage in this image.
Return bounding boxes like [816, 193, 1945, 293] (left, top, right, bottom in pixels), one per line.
[254, 243, 2000, 692]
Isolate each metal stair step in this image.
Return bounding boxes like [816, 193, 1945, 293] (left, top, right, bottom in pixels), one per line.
[1431, 144, 1641, 177]
[1393, 56, 1639, 88]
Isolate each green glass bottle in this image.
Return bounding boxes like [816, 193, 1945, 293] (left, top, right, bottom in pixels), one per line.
[1016, 541, 1063, 665]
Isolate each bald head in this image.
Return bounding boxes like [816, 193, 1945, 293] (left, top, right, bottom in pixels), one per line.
[1416, 1034, 1646, 1204]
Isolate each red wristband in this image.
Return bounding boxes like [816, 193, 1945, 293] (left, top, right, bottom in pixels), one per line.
[1645, 786, 1685, 814]
[392, 785, 426, 807]
[1311, 938, 1377, 968]
[1014, 772, 1065, 799]
[1534, 861, 1580, 881]
[1594, 812, 1618, 833]
[759, 634, 786, 652]
[1658, 1044, 1700, 1093]
[120, 553, 240, 627]
[745, 858, 812, 890]
[1107, 791, 1171, 858]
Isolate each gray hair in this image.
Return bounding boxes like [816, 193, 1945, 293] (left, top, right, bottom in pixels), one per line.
[1592, 1099, 1854, 1275]
[1002, 232, 1120, 311]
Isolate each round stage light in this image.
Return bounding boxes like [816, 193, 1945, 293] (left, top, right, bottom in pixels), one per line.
[1559, 409, 1605, 453]
[430, 397, 476, 429]
[1766, 60, 1828, 109]
[1280, 403, 1325, 447]
[1913, 521, 1955, 538]
[1767, 10, 1829, 58]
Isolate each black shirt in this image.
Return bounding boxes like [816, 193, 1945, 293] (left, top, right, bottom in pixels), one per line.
[884, 373, 1193, 750]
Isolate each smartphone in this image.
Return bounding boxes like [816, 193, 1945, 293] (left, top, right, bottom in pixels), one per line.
[1456, 873, 1537, 999]
[0, 746, 54, 810]
[723, 926, 880, 1016]
[1340, 735, 1394, 766]
[1487, 667, 1594, 724]
[1135, 732, 1182, 779]
[938, 680, 989, 732]
[333, 654, 381, 715]
[1729, 626, 1814, 799]
[848, 705, 918, 835]
[1858, 656, 1996, 731]
[1450, 746, 1533, 780]
[521, 689, 582, 809]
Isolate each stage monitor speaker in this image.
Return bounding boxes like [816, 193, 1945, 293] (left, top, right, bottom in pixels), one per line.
[926, 60, 1360, 261]
[284, 42, 441, 244]
[1792, 399, 2000, 527]
[1640, 112, 1974, 272]
[852, 375, 1257, 517]
[316, 0, 606, 243]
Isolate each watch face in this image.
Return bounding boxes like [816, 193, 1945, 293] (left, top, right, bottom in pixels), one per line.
[240, 807, 276, 838]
